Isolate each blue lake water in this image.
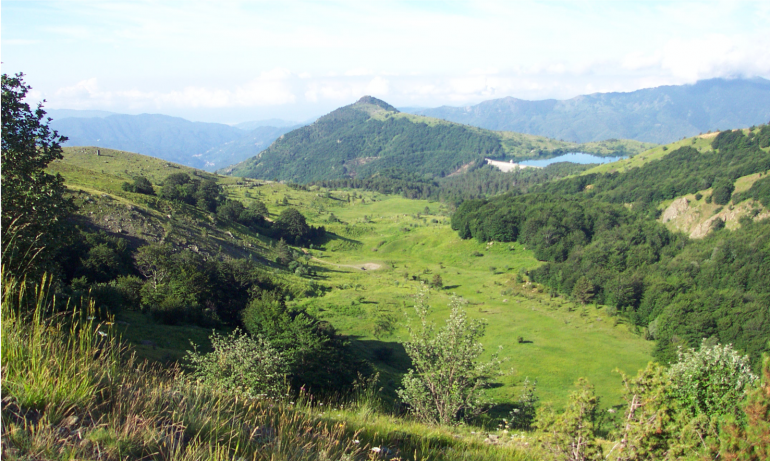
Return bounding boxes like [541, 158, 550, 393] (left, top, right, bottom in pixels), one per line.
[519, 152, 627, 167]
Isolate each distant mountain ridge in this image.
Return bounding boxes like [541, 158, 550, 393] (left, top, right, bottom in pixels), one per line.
[50, 113, 297, 171]
[403, 78, 770, 144]
[222, 96, 654, 183]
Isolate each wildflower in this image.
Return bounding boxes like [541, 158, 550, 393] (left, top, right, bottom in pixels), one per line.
[98, 331, 107, 337]
[354, 440, 360, 444]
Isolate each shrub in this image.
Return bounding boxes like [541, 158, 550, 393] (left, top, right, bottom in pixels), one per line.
[668, 340, 758, 420]
[121, 176, 155, 195]
[186, 329, 288, 399]
[506, 378, 538, 430]
[536, 378, 602, 461]
[397, 289, 502, 425]
[712, 181, 735, 205]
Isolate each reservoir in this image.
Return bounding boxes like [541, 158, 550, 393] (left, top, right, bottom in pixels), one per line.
[519, 152, 627, 167]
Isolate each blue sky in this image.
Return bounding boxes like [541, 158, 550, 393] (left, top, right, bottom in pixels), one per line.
[3, 1, 769, 123]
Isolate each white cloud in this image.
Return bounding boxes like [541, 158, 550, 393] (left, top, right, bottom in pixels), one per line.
[52, 69, 296, 110]
[365, 76, 389, 97]
[11, 0, 769, 119]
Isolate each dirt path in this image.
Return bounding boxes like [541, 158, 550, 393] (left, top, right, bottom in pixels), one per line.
[311, 257, 382, 271]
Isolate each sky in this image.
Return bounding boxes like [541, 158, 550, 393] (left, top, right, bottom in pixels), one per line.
[3, 1, 770, 124]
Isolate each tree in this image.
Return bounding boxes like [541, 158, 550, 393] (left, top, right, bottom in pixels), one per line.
[712, 180, 735, 206]
[613, 363, 679, 461]
[397, 289, 502, 425]
[2, 73, 74, 278]
[121, 176, 155, 195]
[274, 208, 311, 244]
[536, 378, 603, 461]
[134, 243, 174, 290]
[571, 276, 595, 305]
[431, 273, 443, 289]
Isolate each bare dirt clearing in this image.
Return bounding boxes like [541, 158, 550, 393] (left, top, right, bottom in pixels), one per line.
[311, 257, 382, 271]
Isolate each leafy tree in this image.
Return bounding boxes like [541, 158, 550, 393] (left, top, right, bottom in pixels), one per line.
[712, 180, 735, 206]
[372, 312, 396, 339]
[431, 273, 443, 289]
[77, 232, 134, 283]
[571, 276, 595, 305]
[397, 289, 502, 425]
[240, 291, 362, 392]
[274, 208, 310, 244]
[251, 200, 269, 218]
[121, 176, 155, 195]
[506, 377, 539, 430]
[134, 243, 174, 290]
[274, 238, 291, 265]
[186, 329, 288, 399]
[1, 73, 74, 278]
[536, 378, 603, 461]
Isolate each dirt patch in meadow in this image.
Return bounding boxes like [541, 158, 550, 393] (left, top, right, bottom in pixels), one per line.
[311, 257, 382, 271]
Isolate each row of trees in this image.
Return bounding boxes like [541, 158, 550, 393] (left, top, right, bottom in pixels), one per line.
[312, 162, 595, 207]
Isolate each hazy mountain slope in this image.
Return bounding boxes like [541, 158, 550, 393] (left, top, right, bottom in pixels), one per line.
[50, 114, 294, 171]
[235, 119, 301, 130]
[405, 78, 770, 144]
[222, 96, 653, 183]
[201, 125, 297, 169]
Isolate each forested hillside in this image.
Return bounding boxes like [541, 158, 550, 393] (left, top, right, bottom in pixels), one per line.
[222, 96, 653, 182]
[451, 125, 770, 368]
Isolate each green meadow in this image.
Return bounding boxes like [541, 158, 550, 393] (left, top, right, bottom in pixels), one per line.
[49, 147, 653, 409]
[224, 182, 654, 408]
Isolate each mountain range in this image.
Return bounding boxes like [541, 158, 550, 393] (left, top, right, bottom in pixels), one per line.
[48, 78, 770, 173]
[49, 112, 300, 171]
[402, 78, 770, 144]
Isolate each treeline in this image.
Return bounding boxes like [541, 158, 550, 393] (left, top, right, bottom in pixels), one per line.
[312, 162, 594, 206]
[451, 126, 770, 368]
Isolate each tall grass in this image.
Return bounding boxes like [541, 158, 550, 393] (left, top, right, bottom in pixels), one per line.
[1, 273, 121, 424]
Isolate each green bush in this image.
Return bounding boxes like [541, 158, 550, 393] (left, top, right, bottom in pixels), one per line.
[668, 340, 758, 420]
[397, 289, 502, 425]
[186, 329, 288, 399]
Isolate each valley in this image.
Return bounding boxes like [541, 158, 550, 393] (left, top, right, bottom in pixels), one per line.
[47, 147, 654, 408]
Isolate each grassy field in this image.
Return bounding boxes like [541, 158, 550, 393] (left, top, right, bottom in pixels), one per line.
[223, 182, 654, 409]
[50, 148, 654, 411]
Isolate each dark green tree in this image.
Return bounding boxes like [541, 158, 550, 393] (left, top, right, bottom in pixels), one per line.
[121, 176, 155, 195]
[1, 73, 74, 278]
[274, 208, 311, 244]
[571, 276, 595, 305]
